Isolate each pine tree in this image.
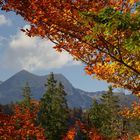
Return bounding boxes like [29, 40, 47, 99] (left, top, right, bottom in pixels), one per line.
[88, 86, 123, 139]
[22, 82, 32, 109]
[100, 86, 122, 138]
[37, 72, 68, 140]
[88, 99, 104, 129]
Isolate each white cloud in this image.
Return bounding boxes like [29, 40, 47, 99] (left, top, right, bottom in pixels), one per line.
[1, 26, 80, 71]
[0, 14, 11, 26]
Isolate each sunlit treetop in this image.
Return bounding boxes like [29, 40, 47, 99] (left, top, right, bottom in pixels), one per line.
[0, 0, 140, 94]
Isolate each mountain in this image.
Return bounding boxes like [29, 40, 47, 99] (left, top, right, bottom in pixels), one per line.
[0, 70, 138, 108]
[0, 70, 92, 108]
[86, 90, 138, 107]
[0, 81, 2, 84]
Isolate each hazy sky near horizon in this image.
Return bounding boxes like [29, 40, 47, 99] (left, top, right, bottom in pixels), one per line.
[0, 10, 122, 92]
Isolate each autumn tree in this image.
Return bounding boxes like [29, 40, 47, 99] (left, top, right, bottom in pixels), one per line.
[121, 101, 140, 138]
[0, 0, 140, 94]
[63, 121, 104, 140]
[0, 104, 45, 139]
[63, 127, 76, 140]
[76, 121, 105, 140]
[37, 72, 68, 140]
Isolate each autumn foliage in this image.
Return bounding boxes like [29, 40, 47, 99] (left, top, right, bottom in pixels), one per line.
[0, 102, 139, 140]
[0, 1, 140, 139]
[63, 121, 130, 140]
[62, 121, 105, 140]
[63, 127, 76, 140]
[76, 121, 104, 140]
[0, 0, 140, 94]
[0, 104, 46, 140]
[121, 101, 140, 119]
[0, 105, 105, 140]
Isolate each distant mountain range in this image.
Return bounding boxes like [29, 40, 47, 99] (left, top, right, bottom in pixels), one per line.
[0, 70, 138, 108]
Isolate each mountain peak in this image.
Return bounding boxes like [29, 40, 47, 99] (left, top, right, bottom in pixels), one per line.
[15, 69, 39, 77]
[17, 69, 31, 74]
[0, 70, 138, 108]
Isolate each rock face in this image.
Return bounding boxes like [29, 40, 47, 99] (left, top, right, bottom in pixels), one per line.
[0, 70, 138, 108]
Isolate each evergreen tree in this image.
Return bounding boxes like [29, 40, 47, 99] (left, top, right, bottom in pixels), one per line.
[56, 82, 68, 111]
[100, 86, 122, 138]
[38, 73, 68, 140]
[22, 82, 32, 109]
[88, 86, 123, 139]
[88, 99, 104, 129]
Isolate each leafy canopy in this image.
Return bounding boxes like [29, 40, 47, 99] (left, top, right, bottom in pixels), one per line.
[1, 0, 140, 94]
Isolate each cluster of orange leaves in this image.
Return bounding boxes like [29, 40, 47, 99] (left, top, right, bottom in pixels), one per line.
[121, 100, 140, 119]
[0, 104, 46, 140]
[63, 127, 76, 140]
[120, 100, 140, 140]
[1, 104, 140, 140]
[133, 135, 140, 140]
[63, 121, 104, 140]
[76, 121, 104, 140]
[0, 0, 140, 94]
[63, 121, 128, 140]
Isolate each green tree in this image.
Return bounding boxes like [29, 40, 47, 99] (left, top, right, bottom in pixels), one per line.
[88, 99, 104, 129]
[100, 86, 122, 138]
[21, 82, 32, 109]
[37, 73, 68, 140]
[88, 86, 123, 139]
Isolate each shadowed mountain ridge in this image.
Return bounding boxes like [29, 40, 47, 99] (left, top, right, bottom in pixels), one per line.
[0, 70, 138, 108]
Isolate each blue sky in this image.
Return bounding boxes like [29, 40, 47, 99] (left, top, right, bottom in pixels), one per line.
[0, 10, 113, 92]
